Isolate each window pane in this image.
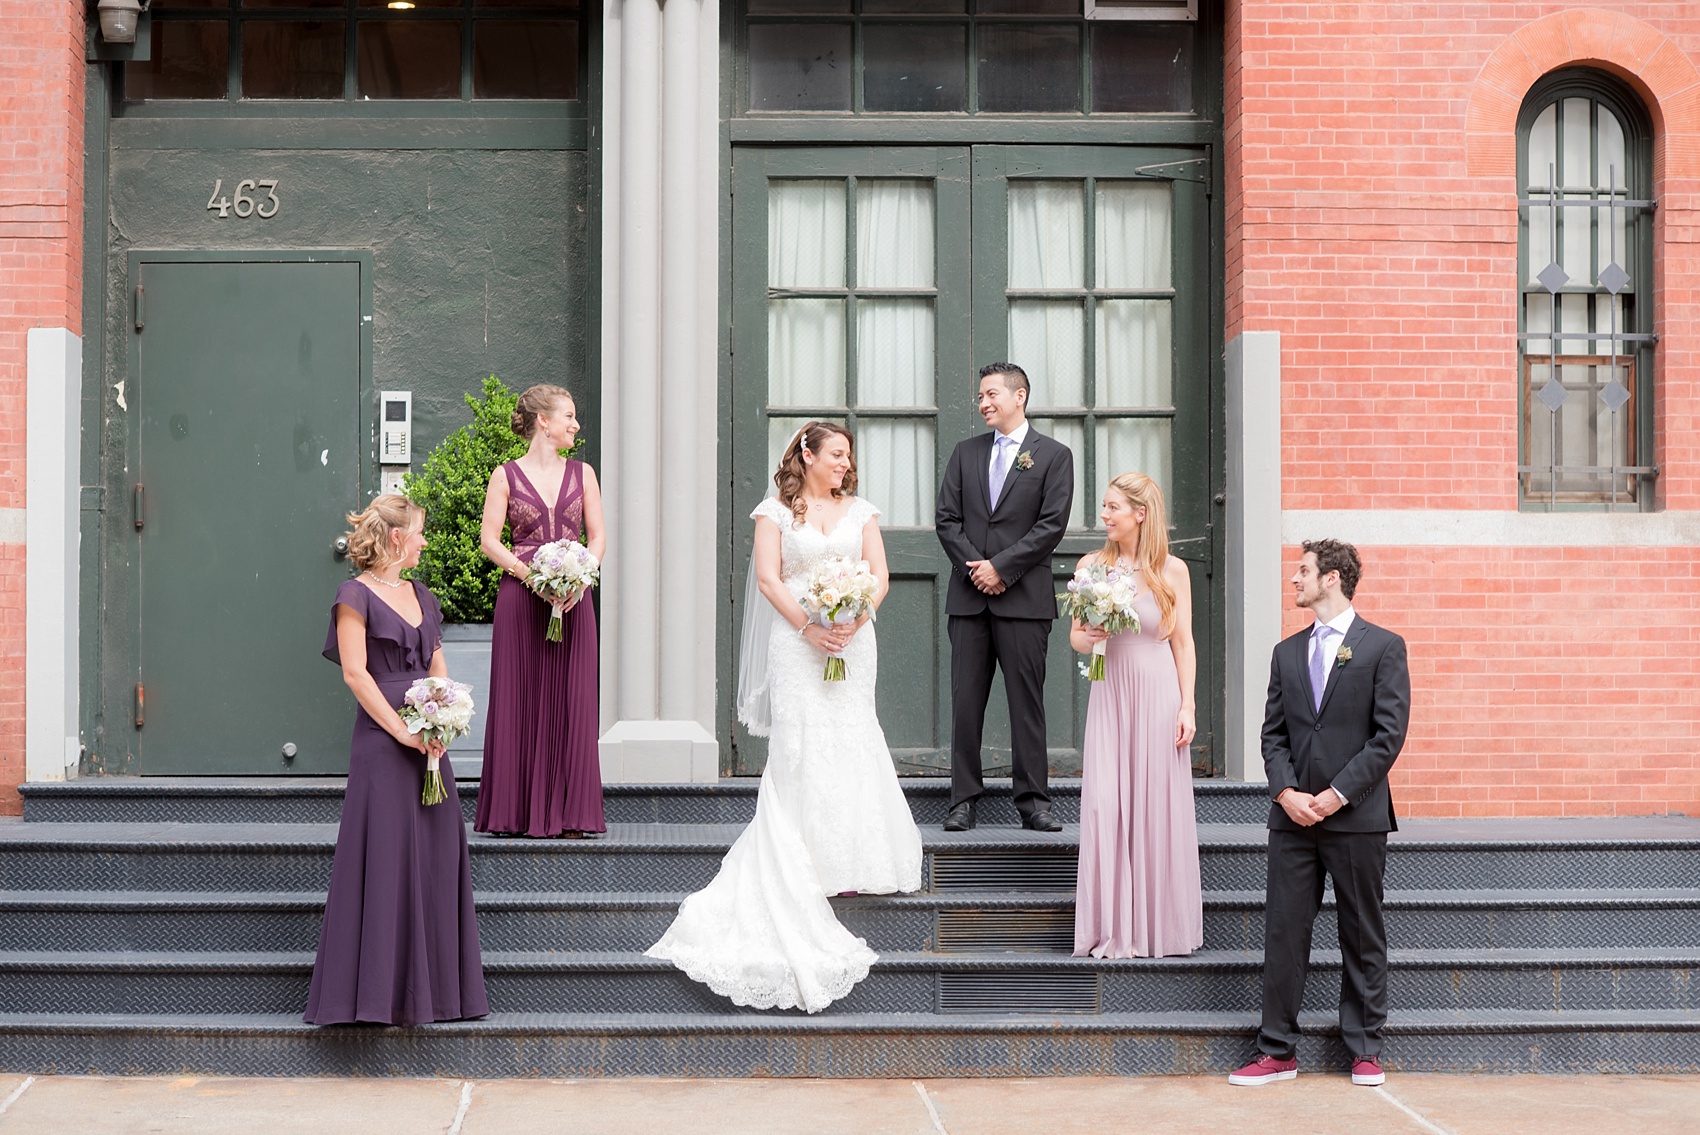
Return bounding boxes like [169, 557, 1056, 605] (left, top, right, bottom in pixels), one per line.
[475, 21, 579, 98]
[1525, 359, 1635, 500]
[864, 26, 967, 113]
[1597, 106, 1629, 275]
[1008, 300, 1085, 407]
[769, 181, 847, 288]
[1091, 24, 1192, 113]
[748, 0, 851, 10]
[245, 0, 343, 7]
[978, 26, 1081, 113]
[857, 180, 935, 288]
[243, 21, 344, 100]
[858, 300, 935, 406]
[1007, 181, 1083, 288]
[769, 300, 847, 406]
[1096, 300, 1171, 407]
[769, 416, 817, 474]
[1096, 419, 1171, 505]
[978, 0, 1079, 11]
[858, 420, 935, 526]
[358, 21, 461, 99]
[126, 21, 227, 100]
[1561, 97, 1592, 186]
[748, 25, 852, 112]
[472, 0, 580, 6]
[1095, 181, 1170, 288]
[1524, 296, 1552, 356]
[1560, 193, 1591, 282]
[1032, 417, 1086, 527]
[863, 0, 966, 10]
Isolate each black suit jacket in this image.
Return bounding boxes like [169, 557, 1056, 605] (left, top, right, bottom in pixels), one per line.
[1261, 616, 1410, 834]
[934, 428, 1074, 620]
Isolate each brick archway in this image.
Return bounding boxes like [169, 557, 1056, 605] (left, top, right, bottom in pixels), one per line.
[1465, 7, 1700, 181]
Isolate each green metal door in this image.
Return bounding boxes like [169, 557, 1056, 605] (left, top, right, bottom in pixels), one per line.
[132, 256, 369, 774]
[729, 145, 1218, 776]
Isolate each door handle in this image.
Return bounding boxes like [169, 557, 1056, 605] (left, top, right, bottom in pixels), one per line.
[332, 536, 350, 558]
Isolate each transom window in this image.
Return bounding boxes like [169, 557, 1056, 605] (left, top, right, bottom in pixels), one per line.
[741, 0, 1197, 115]
[1517, 70, 1654, 508]
[126, 0, 583, 102]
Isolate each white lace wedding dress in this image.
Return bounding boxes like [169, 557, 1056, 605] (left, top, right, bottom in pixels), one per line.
[645, 495, 924, 1013]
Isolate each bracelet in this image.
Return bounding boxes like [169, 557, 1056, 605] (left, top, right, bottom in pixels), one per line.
[797, 622, 809, 637]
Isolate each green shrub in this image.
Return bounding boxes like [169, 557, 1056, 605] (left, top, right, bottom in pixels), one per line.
[403, 375, 581, 623]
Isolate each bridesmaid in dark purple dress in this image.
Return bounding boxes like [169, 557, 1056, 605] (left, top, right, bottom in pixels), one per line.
[475, 384, 607, 838]
[306, 494, 488, 1026]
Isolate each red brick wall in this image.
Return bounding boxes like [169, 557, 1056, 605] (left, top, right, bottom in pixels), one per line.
[0, 1, 85, 813]
[1231, 2, 1700, 816]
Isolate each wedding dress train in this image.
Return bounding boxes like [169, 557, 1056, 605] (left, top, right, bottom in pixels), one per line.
[646, 496, 923, 1012]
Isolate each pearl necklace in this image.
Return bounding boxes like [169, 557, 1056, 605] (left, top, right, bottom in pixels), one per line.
[364, 571, 406, 590]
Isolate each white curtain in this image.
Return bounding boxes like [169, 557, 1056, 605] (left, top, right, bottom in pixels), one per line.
[1097, 419, 1171, 504]
[1095, 181, 1171, 289]
[858, 420, 934, 527]
[768, 299, 845, 406]
[1097, 300, 1171, 407]
[770, 180, 845, 288]
[1007, 182, 1085, 409]
[767, 181, 848, 406]
[1032, 417, 1086, 529]
[858, 179, 934, 288]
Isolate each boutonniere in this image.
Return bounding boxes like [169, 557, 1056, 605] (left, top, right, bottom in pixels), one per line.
[1014, 450, 1034, 471]
[1335, 646, 1353, 668]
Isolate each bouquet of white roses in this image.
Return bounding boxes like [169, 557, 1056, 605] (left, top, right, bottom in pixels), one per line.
[1058, 563, 1142, 681]
[799, 556, 879, 681]
[526, 537, 600, 643]
[398, 677, 476, 805]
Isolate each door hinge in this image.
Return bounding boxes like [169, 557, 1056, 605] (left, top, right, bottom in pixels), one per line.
[133, 285, 144, 331]
[134, 683, 145, 728]
[133, 483, 144, 530]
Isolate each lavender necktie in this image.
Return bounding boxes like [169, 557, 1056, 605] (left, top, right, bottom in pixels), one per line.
[989, 436, 1016, 508]
[1309, 624, 1337, 714]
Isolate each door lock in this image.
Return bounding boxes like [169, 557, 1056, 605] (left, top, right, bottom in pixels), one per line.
[281, 742, 298, 761]
[332, 536, 350, 557]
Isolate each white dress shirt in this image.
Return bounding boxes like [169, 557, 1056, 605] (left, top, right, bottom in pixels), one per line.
[1309, 606, 1357, 809]
[988, 419, 1031, 484]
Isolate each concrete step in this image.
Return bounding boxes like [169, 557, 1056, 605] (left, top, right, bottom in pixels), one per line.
[5, 817, 1700, 894]
[7, 887, 1700, 954]
[2, 1008, 1696, 1076]
[4, 947, 1698, 1017]
[16, 777, 1272, 827]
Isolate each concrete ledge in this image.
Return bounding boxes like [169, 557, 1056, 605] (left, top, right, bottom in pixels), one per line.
[598, 721, 718, 784]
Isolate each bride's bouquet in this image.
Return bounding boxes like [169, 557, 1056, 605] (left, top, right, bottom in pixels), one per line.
[799, 556, 879, 681]
[527, 537, 600, 643]
[1058, 563, 1142, 681]
[398, 677, 476, 806]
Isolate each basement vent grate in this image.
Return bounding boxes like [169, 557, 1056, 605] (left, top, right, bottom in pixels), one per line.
[936, 909, 1075, 953]
[931, 853, 1077, 892]
[937, 971, 1101, 1014]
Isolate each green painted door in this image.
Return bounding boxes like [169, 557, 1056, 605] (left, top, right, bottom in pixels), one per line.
[133, 257, 367, 774]
[730, 145, 1217, 777]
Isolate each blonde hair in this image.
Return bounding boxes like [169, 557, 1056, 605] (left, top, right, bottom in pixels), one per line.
[344, 494, 424, 573]
[512, 383, 575, 439]
[1097, 472, 1177, 637]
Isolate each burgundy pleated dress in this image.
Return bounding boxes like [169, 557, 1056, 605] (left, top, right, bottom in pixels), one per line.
[474, 459, 605, 837]
[306, 580, 489, 1025]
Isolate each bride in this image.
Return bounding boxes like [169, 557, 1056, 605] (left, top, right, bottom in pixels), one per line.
[646, 422, 923, 1012]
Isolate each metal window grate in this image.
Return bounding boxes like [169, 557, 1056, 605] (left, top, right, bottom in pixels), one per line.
[936, 909, 1076, 952]
[938, 971, 1101, 1013]
[932, 853, 1078, 892]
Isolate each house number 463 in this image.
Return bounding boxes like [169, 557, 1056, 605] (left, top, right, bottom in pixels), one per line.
[206, 178, 280, 219]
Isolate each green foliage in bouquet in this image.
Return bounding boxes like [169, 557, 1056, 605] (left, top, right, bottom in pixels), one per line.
[403, 375, 582, 623]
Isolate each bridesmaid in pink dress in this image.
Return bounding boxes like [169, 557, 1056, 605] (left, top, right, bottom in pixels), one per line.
[1071, 472, 1204, 959]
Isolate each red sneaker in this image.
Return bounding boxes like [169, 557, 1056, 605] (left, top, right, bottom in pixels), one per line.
[1351, 1056, 1386, 1086]
[1227, 1054, 1298, 1085]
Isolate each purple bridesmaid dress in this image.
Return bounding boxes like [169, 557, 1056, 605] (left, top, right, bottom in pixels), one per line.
[474, 459, 605, 837]
[305, 579, 489, 1025]
[1073, 582, 1205, 959]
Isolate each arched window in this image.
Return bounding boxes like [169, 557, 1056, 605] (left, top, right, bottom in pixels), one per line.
[1518, 70, 1654, 508]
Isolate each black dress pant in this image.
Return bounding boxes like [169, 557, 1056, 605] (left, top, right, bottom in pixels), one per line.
[948, 611, 1052, 818]
[1258, 826, 1389, 1060]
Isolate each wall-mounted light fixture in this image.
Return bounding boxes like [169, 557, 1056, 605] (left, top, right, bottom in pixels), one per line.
[96, 0, 148, 46]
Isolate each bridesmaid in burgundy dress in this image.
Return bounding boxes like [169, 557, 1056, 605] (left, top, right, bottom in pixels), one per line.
[475, 384, 607, 838]
[307, 494, 488, 1025]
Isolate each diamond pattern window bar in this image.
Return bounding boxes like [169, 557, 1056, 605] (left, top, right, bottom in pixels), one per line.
[1518, 92, 1655, 508]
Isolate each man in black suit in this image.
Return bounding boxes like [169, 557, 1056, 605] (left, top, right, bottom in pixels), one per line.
[934, 363, 1074, 832]
[1230, 539, 1410, 1088]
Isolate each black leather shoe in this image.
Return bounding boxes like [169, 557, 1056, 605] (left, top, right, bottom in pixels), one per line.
[943, 801, 977, 831]
[1022, 809, 1063, 833]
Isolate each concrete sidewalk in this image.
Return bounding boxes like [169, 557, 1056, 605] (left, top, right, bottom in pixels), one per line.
[2, 1073, 1698, 1135]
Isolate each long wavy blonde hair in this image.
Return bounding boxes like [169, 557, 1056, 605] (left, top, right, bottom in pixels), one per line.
[1096, 472, 1176, 637]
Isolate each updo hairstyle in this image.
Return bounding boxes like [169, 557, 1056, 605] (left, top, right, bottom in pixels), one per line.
[511, 383, 575, 440]
[773, 421, 857, 527]
[343, 494, 424, 573]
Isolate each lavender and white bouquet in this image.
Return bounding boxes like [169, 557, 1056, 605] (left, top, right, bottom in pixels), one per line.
[398, 677, 476, 806]
[1058, 563, 1142, 681]
[526, 537, 600, 643]
[799, 556, 879, 681]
